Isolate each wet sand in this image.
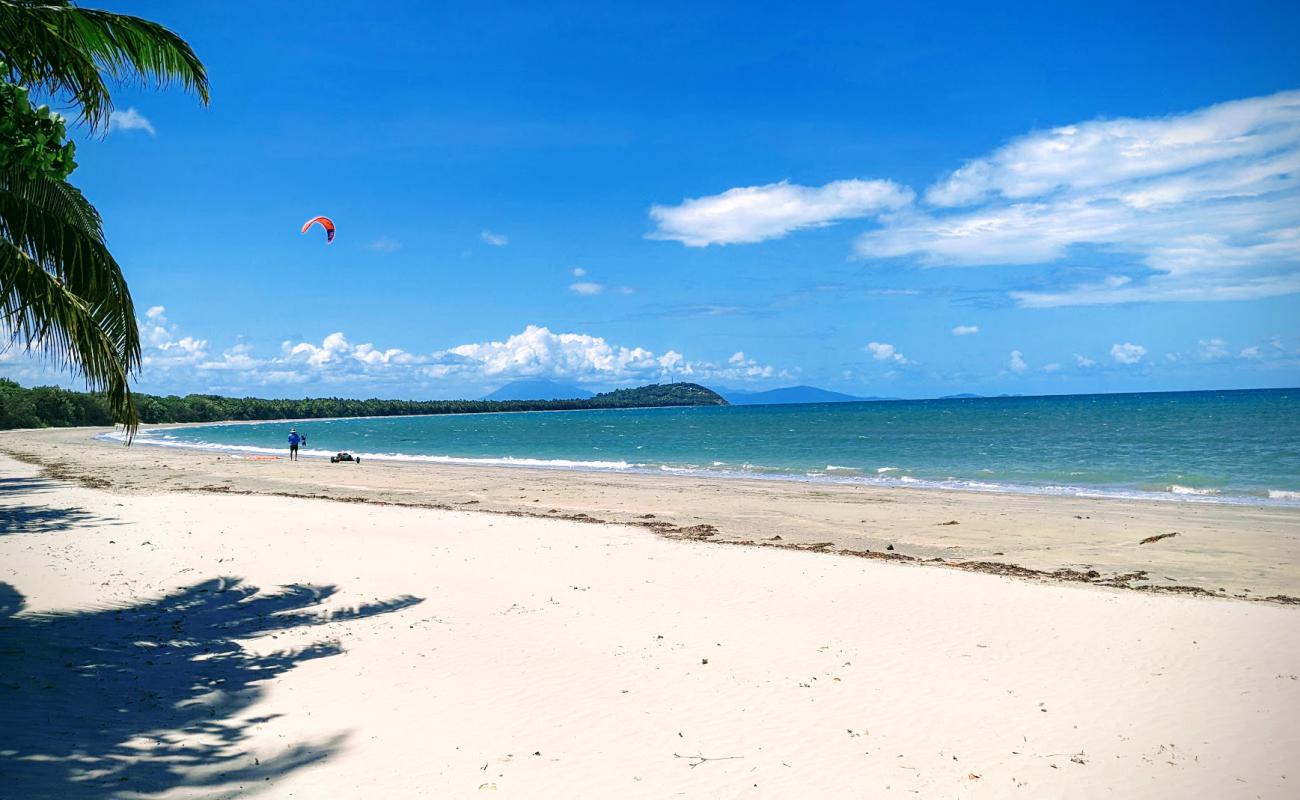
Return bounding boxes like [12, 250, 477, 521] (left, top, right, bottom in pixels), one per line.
[2, 426, 1298, 601]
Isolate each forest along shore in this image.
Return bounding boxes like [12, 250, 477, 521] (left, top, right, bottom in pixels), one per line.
[2, 426, 1298, 602]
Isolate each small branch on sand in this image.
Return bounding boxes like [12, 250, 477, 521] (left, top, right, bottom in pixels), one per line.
[1041, 751, 1088, 765]
[1139, 532, 1179, 545]
[674, 753, 744, 768]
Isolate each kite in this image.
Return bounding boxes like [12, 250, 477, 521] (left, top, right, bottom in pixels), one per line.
[301, 215, 336, 243]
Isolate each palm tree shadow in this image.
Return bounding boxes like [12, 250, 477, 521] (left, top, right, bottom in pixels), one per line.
[0, 476, 112, 535]
[0, 578, 422, 799]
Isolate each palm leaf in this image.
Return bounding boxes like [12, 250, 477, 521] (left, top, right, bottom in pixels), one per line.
[0, 238, 135, 433]
[0, 0, 208, 131]
[0, 170, 139, 370]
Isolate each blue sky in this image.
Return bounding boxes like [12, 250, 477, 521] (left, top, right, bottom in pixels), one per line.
[4, 0, 1299, 399]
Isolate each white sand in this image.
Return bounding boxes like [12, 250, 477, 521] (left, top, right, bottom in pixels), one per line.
[1, 453, 1297, 799]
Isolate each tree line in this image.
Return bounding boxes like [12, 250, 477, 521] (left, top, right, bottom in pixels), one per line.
[0, 379, 727, 430]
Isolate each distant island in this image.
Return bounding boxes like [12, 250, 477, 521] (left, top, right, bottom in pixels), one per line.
[720, 385, 893, 405]
[0, 379, 726, 430]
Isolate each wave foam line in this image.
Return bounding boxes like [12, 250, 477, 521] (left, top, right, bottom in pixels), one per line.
[105, 430, 1300, 508]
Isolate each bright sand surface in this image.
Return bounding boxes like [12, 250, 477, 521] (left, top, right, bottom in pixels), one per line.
[1, 428, 1299, 797]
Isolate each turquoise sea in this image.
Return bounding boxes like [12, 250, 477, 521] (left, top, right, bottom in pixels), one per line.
[131, 389, 1300, 506]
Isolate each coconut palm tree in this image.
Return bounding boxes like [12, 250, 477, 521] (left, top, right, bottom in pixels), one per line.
[0, 0, 207, 434]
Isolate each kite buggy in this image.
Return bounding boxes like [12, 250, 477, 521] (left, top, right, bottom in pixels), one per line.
[330, 452, 361, 464]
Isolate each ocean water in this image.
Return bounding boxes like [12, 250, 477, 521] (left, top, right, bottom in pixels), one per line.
[132, 389, 1300, 506]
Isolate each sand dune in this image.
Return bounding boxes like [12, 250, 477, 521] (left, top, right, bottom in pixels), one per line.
[2, 452, 1297, 798]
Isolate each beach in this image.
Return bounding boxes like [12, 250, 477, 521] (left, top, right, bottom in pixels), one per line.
[2, 427, 1299, 798]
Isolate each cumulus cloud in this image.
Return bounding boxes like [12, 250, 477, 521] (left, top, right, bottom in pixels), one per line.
[118, 307, 791, 393]
[480, 230, 508, 246]
[109, 107, 155, 135]
[138, 306, 209, 367]
[951, 325, 980, 336]
[1042, 363, 1061, 373]
[865, 341, 909, 364]
[649, 179, 914, 246]
[368, 235, 401, 252]
[1008, 350, 1028, 373]
[1110, 342, 1148, 364]
[855, 91, 1300, 306]
[571, 267, 587, 277]
[1075, 354, 1097, 367]
[1199, 337, 1230, 359]
[1240, 345, 1262, 359]
[443, 325, 783, 383]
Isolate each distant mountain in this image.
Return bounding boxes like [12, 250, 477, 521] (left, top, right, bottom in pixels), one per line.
[482, 379, 594, 401]
[719, 385, 888, 405]
[939, 393, 982, 399]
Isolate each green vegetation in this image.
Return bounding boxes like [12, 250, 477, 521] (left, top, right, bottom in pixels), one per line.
[0, 379, 727, 429]
[1, 0, 208, 434]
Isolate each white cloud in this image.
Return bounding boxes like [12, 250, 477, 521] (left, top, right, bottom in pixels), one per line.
[951, 325, 980, 336]
[114, 306, 793, 392]
[137, 306, 210, 367]
[443, 325, 784, 383]
[1074, 354, 1097, 367]
[1008, 350, 1028, 373]
[1110, 342, 1147, 364]
[369, 235, 401, 252]
[1199, 337, 1230, 359]
[480, 230, 508, 246]
[1042, 363, 1061, 373]
[1240, 345, 1262, 359]
[649, 179, 914, 246]
[567, 278, 632, 296]
[109, 107, 155, 135]
[851, 91, 1300, 306]
[865, 341, 909, 364]
[571, 267, 587, 277]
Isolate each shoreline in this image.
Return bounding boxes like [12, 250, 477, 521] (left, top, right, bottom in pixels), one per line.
[4, 426, 1299, 603]
[109, 422, 1300, 509]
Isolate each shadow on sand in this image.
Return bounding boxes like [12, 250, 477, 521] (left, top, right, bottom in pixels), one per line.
[0, 476, 109, 535]
[0, 577, 422, 799]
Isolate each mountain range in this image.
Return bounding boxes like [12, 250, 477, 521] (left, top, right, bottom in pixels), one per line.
[717, 385, 892, 405]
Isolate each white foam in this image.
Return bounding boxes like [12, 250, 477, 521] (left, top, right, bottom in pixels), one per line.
[1168, 484, 1220, 496]
[106, 426, 1300, 509]
[118, 430, 637, 471]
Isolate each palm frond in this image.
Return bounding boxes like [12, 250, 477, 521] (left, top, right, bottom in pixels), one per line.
[0, 170, 139, 370]
[0, 238, 136, 434]
[0, 0, 208, 131]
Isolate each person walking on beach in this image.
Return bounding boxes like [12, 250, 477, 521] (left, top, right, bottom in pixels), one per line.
[288, 428, 302, 461]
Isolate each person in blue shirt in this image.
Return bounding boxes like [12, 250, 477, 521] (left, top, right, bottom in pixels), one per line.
[287, 428, 302, 461]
